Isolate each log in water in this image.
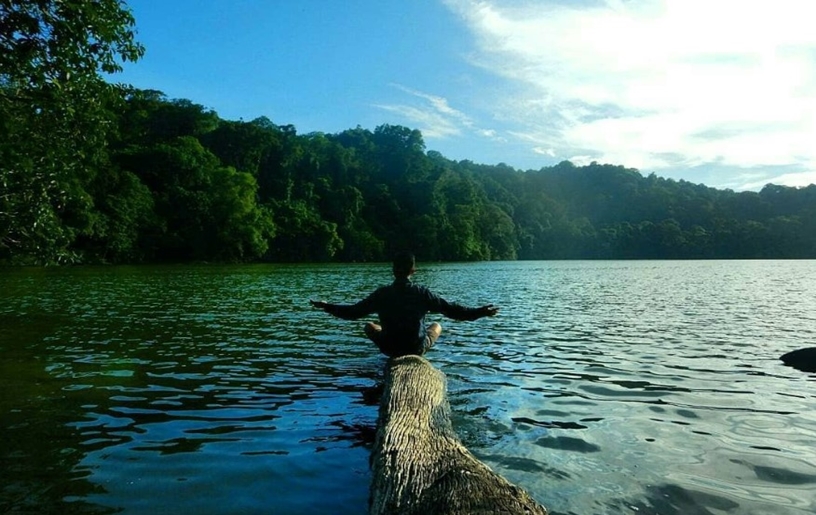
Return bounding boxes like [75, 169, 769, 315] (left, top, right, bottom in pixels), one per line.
[370, 355, 548, 515]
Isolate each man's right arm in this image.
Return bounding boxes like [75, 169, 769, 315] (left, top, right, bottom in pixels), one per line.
[311, 291, 379, 320]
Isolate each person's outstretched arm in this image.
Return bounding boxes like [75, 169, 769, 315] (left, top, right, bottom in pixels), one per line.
[475, 304, 499, 318]
[424, 288, 499, 321]
[310, 294, 377, 320]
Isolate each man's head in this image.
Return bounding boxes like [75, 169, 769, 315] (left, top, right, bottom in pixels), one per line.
[392, 252, 416, 279]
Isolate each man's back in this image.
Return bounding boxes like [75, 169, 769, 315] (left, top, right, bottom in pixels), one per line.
[311, 253, 498, 357]
[367, 280, 438, 355]
[322, 277, 488, 356]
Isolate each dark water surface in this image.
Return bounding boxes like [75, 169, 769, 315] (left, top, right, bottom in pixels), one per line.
[1, 261, 815, 514]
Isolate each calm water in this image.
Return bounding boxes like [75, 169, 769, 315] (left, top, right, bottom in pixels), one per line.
[1, 261, 815, 515]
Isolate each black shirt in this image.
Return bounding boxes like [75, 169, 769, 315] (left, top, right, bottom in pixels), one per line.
[323, 278, 484, 356]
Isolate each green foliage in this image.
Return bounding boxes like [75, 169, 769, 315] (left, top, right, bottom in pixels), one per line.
[76, 166, 155, 262]
[1, 0, 144, 263]
[267, 199, 342, 262]
[0, 0, 143, 85]
[4, 74, 816, 264]
[207, 167, 274, 261]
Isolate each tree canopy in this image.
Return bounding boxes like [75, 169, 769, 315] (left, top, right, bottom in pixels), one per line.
[1, 0, 144, 262]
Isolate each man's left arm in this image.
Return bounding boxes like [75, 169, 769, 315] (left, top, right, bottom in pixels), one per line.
[425, 289, 499, 321]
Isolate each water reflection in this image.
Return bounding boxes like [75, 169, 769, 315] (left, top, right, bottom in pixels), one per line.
[606, 484, 741, 515]
[0, 340, 120, 514]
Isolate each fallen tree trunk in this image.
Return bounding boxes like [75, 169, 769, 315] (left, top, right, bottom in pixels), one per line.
[370, 355, 548, 515]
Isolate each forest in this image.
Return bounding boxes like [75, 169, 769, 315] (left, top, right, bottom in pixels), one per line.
[2, 1, 815, 265]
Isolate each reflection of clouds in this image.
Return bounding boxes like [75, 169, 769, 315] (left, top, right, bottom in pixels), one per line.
[443, 0, 816, 185]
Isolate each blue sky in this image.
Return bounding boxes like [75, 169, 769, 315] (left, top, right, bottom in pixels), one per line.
[115, 0, 816, 191]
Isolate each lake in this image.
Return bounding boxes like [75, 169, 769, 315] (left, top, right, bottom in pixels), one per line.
[1, 260, 815, 515]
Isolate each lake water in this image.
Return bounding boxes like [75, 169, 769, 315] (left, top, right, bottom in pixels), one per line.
[1, 261, 815, 515]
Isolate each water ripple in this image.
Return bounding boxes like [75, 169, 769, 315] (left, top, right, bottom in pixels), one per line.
[2, 261, 816, 514]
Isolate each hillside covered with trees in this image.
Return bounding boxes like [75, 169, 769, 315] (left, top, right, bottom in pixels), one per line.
[2, 1, 815, 265]
[4, 88, 816, 264]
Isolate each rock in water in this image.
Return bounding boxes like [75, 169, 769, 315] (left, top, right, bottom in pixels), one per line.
[780, 347, 816, 373]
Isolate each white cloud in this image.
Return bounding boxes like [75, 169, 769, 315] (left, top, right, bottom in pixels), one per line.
[390, 84, 471, 121]
[738, 170, 816, 190]
[374, 102, 463, 138]
[444, 0, 816, 185]
[533, 146, 555, 157]
[374, 84, 501, 141]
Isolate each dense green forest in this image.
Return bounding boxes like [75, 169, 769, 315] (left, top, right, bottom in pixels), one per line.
[3, 1, 815, 265]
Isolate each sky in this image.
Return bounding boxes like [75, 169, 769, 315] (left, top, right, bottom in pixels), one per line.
[114, 0, 816, 191]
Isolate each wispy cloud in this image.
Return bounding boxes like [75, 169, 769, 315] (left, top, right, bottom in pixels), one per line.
[374, 84, 502, 141]
[374, 102, 463, 138]
[444, 0, 816, 186]
[738, 170, 816, 190]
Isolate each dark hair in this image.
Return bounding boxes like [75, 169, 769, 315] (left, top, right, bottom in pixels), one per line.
[392, 252, 416, 277]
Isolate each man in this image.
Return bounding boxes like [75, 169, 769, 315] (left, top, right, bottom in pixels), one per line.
[310, 252, 499, 358]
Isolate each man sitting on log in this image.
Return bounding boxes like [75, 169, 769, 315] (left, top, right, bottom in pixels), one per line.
[310, 252, 498, 357]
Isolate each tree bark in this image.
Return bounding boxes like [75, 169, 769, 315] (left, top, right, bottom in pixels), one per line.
[370, 355, 548, 515]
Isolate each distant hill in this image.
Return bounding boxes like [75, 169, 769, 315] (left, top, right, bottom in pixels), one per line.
[4, 91, 815, 264]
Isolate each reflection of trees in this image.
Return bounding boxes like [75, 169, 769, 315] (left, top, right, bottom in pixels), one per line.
[1, 337, 382, 513]
[0, 345, 119, 514]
